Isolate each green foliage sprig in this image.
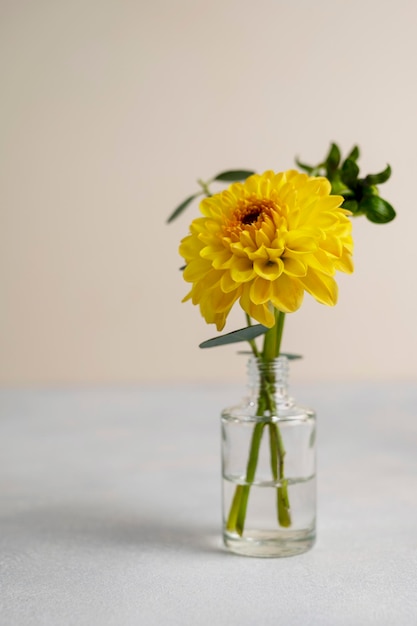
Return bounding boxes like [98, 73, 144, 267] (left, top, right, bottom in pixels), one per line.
[167, 170, 255, 223]
[296, 143, 396, 224]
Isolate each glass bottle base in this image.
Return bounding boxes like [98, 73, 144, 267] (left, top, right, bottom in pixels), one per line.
[223, 528, 316, 558]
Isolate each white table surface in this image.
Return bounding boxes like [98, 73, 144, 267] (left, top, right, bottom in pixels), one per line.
[1, 381, 417, 625]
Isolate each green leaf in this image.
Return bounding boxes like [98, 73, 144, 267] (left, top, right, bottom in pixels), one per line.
[238, 350, 303, 360]
[340, 159, 360, 187]
[346, 145, 360, 162]
[342, 199, 359, 214]
[326, 143, 341, 172]
[330, 175, 351, 196]
[359, 195, 396, 223]
[167, 193, 200, 223]
[280, 352, 303, 360]
[213, 170, 255, 182]
[295, 158, 314, 174]
[199, 324, 269, 349]
[364, 164, 392, 186]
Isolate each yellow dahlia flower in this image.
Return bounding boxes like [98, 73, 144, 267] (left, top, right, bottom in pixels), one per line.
[179, 170, 353, 331]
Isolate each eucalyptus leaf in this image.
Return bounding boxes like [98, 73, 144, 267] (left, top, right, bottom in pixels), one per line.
[359, 195, 396, 224]
[199, 324, 269, 349]
[213, 170, 255, 182]
[167, 193, 199, 223]
[364, 164, 392, 186]
[237, 351, 303, 360]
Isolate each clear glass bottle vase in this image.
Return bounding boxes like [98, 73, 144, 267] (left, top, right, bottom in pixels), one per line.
[221, 356, 316, 557]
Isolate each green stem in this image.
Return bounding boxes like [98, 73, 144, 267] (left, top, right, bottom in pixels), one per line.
[225, 308, 291, 536]
[262, 309, 285, 359]
[234, 422, 266, 535]
[197, 178, 212, 197]
[269, 423, 291, 527]
[263, 310, 291, 526]
[226, 390, 267, 535]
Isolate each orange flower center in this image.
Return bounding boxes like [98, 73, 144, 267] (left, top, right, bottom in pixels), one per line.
[223, 197, 278, 241]
[241, 209, 262, 225]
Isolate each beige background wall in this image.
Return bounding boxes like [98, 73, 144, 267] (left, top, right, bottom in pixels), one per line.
[1, 0, 416, 385]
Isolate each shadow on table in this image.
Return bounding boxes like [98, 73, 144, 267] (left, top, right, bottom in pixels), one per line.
[1, 503, 224, 556]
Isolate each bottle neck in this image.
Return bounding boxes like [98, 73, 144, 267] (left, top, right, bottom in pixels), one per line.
[247, 356, 291, 414]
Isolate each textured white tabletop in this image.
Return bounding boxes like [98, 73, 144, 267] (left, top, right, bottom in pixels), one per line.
[1, 381, 417, 625]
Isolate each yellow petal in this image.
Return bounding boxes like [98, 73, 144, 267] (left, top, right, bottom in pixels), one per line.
[230, 257, 256, 282]
[179, 235, 203, 261]
[255, 228, 271, 248]
[207, 285, 241, 313]
[334, 249, 354, 273]
[270, 274, 304, 312]
[300, 268, 338, 306]
[285, 232, 318, 253]
[308, 249, 337, 275]
[240, 287, 275, 327]
[239, 230, 256, 249]
[229, 242, 248, 258]
[320, 235, 342, 257]
[253, 257, 284, 280]
[247, 244, 269, 261]
[282, 255, 307, 277]
[183, 258, 211, 282]
[200, 246, 232, 270]
[220, 271, 239, 293]
[190, 271, 222, 303]
[249, 277, 272, 305]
